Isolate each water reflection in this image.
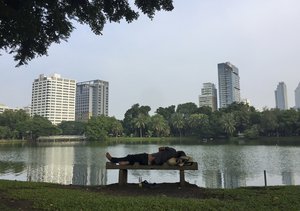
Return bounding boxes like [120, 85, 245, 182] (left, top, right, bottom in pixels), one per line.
[72, 146, 107, 185]
[25, 143, 108, 185]
[0, 142, 300, 188]
[0, 161, 25, 174]
[282, 172, 295, 185]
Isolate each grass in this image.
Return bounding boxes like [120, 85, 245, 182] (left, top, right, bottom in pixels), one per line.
[0, 180, 300, 210]
[107, 136, 211, 145]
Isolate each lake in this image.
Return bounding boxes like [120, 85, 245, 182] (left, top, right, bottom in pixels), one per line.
[0, 141, 300, 188]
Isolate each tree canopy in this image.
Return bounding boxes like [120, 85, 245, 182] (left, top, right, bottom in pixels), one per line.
[0, 0, 174, 66]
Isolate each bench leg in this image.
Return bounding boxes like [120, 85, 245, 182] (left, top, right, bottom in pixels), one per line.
[179, 170, 185, 186]
[119, 169, 128, 185]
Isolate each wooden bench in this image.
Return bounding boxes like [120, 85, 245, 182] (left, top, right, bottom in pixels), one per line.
[106, 162, 198, 186]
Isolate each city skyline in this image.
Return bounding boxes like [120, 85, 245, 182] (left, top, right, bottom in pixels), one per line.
[1, 69, 300, 118]
[1, 1, 300, 119]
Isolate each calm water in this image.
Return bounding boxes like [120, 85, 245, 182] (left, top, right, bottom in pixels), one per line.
[0, 141, 300, 188]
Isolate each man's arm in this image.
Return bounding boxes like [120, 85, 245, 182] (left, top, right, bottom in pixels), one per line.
[159, 146, 175, 152]
[159, 147, 166, 151]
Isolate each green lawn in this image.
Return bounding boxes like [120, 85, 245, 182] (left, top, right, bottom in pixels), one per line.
[0, 180, 300, 210]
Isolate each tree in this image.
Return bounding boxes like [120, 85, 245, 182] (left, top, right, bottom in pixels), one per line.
[176, 102, 198, 117]
[133, 114, 149, 137]
[170, 112, 185, 137]
[0, 109, 30, 139]
[187, 113, 209, 136]
[110, 117, 123, 137]
[277, 109, 299, 136]
[0, 0, 174, 66]
[260, 109, 278, 136]
[123, 104, 151, 136]
[244, 125, 259, 139]
[58, 121, 86, 135]
[220, 113, 236, 137]
[0, 126, 11, 139]
[28, 115, 60, 140]
[0, 110, 30, 132]
[197, 106, 212, 116]
[149, 114, 169, 137]
[155, 105, 175, 122]
[85, 115, 111, 141]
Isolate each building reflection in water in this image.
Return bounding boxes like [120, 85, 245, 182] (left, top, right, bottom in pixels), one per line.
[203, 170, 246, 189]
[282, 172, 295, 185]
[72, 146, 107, 185]
[27, 144, 107, 185]
[203, 170, 222, 188]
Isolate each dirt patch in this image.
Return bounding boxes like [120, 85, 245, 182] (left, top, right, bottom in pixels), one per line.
[82, 182, 224, 199]
[0, 191, 34, 210]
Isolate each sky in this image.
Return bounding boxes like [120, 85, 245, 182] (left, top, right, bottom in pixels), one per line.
[1, 0, 300, 120]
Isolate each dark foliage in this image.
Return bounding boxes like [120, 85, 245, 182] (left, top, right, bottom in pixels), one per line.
[0, 0, 174, 66]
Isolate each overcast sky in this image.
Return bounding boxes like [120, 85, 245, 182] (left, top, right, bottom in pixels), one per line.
[1, 0, 300, 119]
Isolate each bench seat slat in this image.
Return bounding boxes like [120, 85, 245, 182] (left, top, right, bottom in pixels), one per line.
[106, 162, 198, 170]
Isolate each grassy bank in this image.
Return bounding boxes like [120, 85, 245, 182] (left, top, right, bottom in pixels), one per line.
[0, 180, 300, 210]
[107, 136, 300, 146]
[2, 136, 300, 146]
[106, 136, 300, 146]
[107, 137, 202, 144]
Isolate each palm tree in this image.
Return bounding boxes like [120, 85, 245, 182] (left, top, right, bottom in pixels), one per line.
[133, 114, 148, 137]
[187, 113, 209, 135]
[150, 114, 169, 137]
[220, 113, 236, 137]
[170, 112, 185, 138]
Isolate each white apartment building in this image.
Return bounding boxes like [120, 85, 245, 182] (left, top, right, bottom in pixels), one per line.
[0, 103, 9, 114]
[31, 74, 76, 125]
[275, 82, 288, 110]
[0, 104, 31, 115]
[218, 62, 241, 108]
[76, 80, 109, 121]
[199, 82, 218, 111]
[295, 82, 300, 109]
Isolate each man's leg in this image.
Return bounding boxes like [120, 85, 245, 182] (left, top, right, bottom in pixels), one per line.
[106, 152, 130, 164]
[106, 152, 148, 165]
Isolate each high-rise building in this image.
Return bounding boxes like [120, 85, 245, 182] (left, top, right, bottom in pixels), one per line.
[295, 82, 300, 109]
[31, 74, 76, 125]
[75, 80, 109, 121]
[199, 82, 218, 111]
[218, 62, 241, 108]
[275, 82, 288, 110]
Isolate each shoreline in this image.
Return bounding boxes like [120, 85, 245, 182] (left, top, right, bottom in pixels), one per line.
[1, 136, 300, 146]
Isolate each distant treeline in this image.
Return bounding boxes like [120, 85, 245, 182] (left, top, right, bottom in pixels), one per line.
[0, 102, 300, 141]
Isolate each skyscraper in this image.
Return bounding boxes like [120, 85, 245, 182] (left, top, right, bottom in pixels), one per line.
[275, 82, 288, 110]
[31, 74, 76, 125]
[75, 80, 109, 121]
[295, 83, 300, 109]
[218, 62, 241, 108]
[199, 82, 218, 111]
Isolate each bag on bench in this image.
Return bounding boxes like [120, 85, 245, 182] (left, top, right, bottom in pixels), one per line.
[167, 156, 194, 166]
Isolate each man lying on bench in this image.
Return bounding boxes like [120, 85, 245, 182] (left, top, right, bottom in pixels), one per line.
[106, 146, 188, 166]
